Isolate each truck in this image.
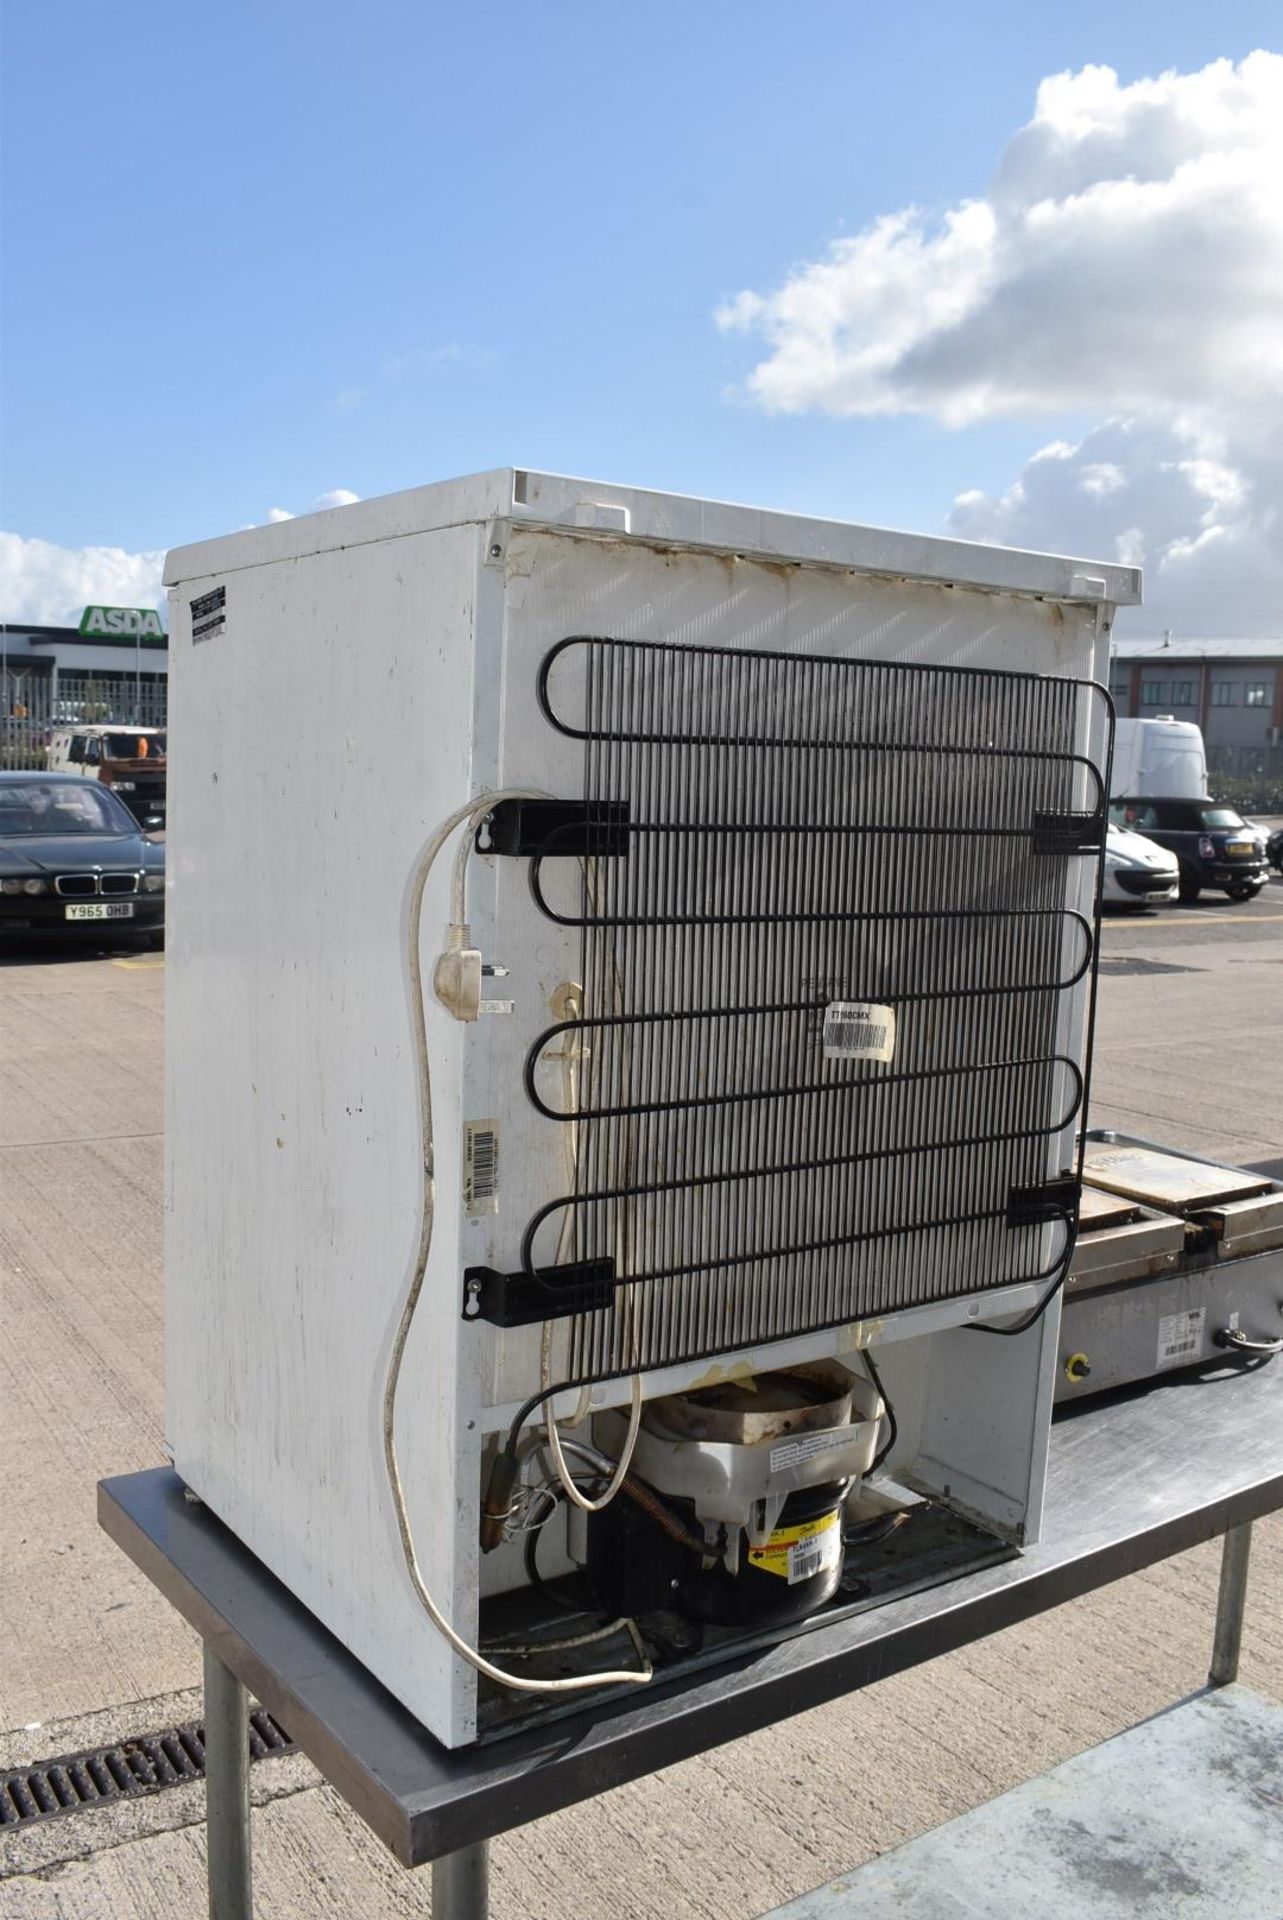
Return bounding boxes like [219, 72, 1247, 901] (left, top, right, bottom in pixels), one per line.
[46, 725, 167, 831]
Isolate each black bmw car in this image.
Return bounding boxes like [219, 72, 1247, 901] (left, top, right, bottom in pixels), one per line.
[0, 773, 165, 943]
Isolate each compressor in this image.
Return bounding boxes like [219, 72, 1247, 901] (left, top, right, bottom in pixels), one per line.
[589, 1362, 883, 1629]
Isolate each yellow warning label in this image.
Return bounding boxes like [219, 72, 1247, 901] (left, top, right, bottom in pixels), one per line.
[747, 1509, 841, 1584]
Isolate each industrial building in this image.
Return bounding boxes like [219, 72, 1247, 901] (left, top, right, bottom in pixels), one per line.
[1110, 637, 1281, 747]
[1, 612, 168, 751]
[1, 612, 167, 711]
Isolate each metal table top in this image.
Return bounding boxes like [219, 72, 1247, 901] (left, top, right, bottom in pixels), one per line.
[99, 1359, 1283, 1868]
[761, 1684, 1283, 1920]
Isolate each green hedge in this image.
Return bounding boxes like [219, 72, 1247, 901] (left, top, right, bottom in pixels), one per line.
[1208, 773, 1283, 814]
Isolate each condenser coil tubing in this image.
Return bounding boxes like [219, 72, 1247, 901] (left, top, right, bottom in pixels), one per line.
[513, 632, 1109, 1385]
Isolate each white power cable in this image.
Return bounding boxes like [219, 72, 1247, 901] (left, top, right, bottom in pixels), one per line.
[382, 792, 651, 1694]
[485, 1619, 650, 1660]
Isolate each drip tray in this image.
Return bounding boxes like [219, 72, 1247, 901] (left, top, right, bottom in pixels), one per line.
[475, 1499, 1015, 1740]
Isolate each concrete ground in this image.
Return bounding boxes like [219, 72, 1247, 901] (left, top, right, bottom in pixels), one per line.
[3, 867, 1283, 1918]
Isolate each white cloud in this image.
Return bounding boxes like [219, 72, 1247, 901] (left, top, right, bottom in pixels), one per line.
[381, 343, 493, 379]
[264, 490, 360, 522]
[718, 52, 1283, 633]
[948, 420, 1283, 636]
[1079, 464, 1125, 498]
[332, 343, 493, 405]
[1, 491, 363, 627]
[0, 533, 166, 628]
[718, 53, 1283, 435]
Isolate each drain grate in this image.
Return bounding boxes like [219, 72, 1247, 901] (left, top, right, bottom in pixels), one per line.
[0, 1709, 296, 1828]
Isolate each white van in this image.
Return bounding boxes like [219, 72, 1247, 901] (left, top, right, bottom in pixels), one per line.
[1110, 717, 1207, 800]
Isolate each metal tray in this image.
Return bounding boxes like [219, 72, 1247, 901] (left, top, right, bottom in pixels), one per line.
[1081, 1142, 1273, 1214]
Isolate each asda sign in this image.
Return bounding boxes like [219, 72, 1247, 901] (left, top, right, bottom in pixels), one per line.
[78, 606, 167, 644]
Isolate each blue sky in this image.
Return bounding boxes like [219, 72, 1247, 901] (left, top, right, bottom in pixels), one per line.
[3, 3, 1281, 631]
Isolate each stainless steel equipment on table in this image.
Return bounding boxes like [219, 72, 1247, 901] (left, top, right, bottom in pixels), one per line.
[1057, 1133, 1283, 1401]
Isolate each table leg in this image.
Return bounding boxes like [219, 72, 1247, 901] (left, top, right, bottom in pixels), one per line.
[1209, 1520, 1253, 1688]
[204, 1642, 254, 1919]
[432, 1839, 490, 1918]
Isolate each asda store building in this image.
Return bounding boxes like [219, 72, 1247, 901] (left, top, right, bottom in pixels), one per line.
[1, 606, 168, 728]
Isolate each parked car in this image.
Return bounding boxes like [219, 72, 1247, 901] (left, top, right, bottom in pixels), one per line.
[0, 772, 164, 942]
[1100, 822, 1178, 908]
[1110, 797, 1269, 903]
[1266, 827, 1283, 874]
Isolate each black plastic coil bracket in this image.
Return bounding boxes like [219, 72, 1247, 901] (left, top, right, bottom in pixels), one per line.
[480, 799, 630, 859]
[1006, 1174, 1080, 1229]
[1032, 809, 1106, 855]
[462, 1258, 617, 1328]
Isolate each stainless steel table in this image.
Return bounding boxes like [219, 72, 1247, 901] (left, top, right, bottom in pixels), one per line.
[761, 1684, 1283, 1919]
[99, 1358, 1283, 1920]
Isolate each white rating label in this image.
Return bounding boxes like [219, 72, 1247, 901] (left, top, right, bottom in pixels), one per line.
[1156, 1307, 1205, 1370]
[769, 1429, 855, 1475]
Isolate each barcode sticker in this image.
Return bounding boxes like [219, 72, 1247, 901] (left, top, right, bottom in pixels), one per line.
[822, 1001, 896, 1063]
[788, 1518, 842, 1587]
[464, 1120, 499, 1216]
[1156, 1307, 1205, 1370]
[748, 1510, 843, 1585]
[789, 1543, 825, 1583]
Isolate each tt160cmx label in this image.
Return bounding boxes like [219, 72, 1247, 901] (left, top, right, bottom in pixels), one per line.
[822, 1000, 897, 1063]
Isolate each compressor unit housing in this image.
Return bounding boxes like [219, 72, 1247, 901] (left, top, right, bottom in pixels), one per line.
[163, 469, 1135, 1747]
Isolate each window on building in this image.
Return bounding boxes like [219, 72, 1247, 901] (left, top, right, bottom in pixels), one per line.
[1211, 682, 1236, 706]
[1245, 682, 1271, 708]
[1110, 682, 1130, 709]
[1171, 682, 1195, 705]
[1141, 680, 1168, 704]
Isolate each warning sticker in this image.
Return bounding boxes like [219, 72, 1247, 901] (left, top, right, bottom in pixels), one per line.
[747, 1510, 843, 1586]
[464, 1120, 499, 1217]
[1156, 1306, 1205, 1371]
[823, 1001, 896, 1063]
[190, 585, 226, 645]
[769, 1429, 854, 1476]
